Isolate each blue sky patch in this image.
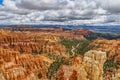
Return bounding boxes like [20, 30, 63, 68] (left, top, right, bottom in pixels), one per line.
[0, 0, 3, 5]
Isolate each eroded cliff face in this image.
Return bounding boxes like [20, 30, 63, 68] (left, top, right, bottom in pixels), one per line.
[90, 39, 120, 61]
[1, 28, 119, 80]
[83, 50, 107, 80]
[113, 69, 120, 80]
[0, 48, 50, 80]
[0, 29, 68, 80]
[0, 30, 67, 59]
[0, 73, 5, 80]
[56, 50, 107, 80]
[1, 32, 63, 51]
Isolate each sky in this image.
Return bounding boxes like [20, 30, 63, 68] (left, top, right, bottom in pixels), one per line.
[0, 0, 3, 4]
[0, 0, 120, 25]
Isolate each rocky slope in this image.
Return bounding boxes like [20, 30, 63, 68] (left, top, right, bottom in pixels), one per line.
[0, 48, 50, 80]
[0, 29, 68, 80]
[0, 27, 120, 80]
[56, 50, 107, 80]
[90, 39, 120, 61]
[0, 30, 66, 56]
[89, 39, 120, 80]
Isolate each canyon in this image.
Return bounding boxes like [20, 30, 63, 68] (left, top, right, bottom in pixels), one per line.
[0, 26, 120, 80]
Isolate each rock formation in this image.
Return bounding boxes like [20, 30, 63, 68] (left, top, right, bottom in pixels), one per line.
[0, 48, 49, 80]
[113, 69, 120, 80]
[1, 28, 119, 80]
[56, 50, 107, 80]
[83, 50, 107, 80]
[0, 29, 66, 56]
[90, 39, 120, 61]
[0, 73, 5, 80]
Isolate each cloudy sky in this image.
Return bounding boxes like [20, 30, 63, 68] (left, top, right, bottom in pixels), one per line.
[0, 0, 120, 25]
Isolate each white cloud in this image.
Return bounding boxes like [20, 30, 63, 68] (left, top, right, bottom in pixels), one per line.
[3, 0, 18, 10]
[96, 0, 120, 13]
[0, 0, 120, 25]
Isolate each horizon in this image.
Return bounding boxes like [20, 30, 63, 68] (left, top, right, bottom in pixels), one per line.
[1, 23, 120, 34]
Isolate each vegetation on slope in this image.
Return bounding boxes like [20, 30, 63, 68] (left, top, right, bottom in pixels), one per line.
[47, 58, 64, 79]
[103, 54, 120, 74]
[61, 39, 91, 56]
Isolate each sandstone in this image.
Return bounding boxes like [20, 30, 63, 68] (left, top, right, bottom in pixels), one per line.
[90, 39, 120, 61]
[0, 73, 5, 80]
[0, 48, 49, 80]
[83, 50, 107, 80]
[1, 28, 114, 80]
[56, 50, 107, 80]
[113, 69, 120, 80]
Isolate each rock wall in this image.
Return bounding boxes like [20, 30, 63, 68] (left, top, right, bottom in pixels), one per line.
[83, 50, 107, 80]
[90, 39, 120, 60]
[0, 48, 49, 80]
[56, 50, 107, 80]
[0, 30, 66, 56]
[113, 69, 120, 80]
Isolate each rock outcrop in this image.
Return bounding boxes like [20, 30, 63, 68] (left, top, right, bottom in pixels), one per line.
[0, 73, 5, 80]
[56, 50, 107, 80]
[83, 50, 107, 80]
[0, 30, 66, 57]
[0, 29, 69, 80]
[0, 48, 49, 80]
[90, 39, 120, 61]
[1, 28, 118, 80]
[113, 69, 120, 80]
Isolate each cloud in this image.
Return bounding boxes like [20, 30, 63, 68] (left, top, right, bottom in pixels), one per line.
[0, 0, 120, 25]
[16, 0, 62, 10]
[97, 0, 120, 13]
